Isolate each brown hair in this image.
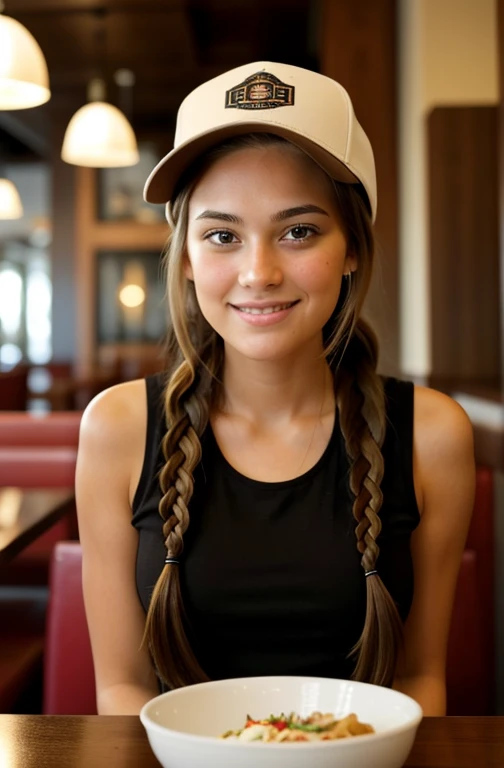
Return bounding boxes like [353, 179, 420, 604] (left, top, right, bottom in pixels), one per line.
[142, 134, 402, 689]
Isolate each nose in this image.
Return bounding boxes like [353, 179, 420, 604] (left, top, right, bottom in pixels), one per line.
[237, 241, 283, 289]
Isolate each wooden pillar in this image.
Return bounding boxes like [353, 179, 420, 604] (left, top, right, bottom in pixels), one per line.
[320, 0, 399, 375]
[428, 106, 500, 391]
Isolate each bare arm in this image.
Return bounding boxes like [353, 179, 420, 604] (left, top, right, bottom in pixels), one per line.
[76, 380, 160, 715]
[393, 386, 475, 715]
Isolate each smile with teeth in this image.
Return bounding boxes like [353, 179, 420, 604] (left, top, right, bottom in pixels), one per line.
[235, 302, 296, 315]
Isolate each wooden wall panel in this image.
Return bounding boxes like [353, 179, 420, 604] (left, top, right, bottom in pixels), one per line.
[428, 107, 500, 387]
[320, 0, 399, 375]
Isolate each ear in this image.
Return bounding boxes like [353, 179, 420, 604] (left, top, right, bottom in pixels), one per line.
[344, 251, 357, 275]
[183, 252, 194, 281]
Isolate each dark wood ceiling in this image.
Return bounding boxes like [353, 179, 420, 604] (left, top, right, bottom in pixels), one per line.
[2, 0, 319, 157]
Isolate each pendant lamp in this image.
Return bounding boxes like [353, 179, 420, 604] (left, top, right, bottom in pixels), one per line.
[61, 78, 139, 168]
[0, 7, 50, 109]
[0, 178, 23, 219]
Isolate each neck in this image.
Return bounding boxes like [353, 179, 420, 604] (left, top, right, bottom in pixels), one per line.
[218, 345, 335, 425]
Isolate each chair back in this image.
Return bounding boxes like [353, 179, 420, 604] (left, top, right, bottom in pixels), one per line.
[43, 541, 96, 714]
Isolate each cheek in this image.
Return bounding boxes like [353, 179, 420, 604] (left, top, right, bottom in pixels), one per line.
[295, 253, 343, 296]
[188, 252, 236, 301]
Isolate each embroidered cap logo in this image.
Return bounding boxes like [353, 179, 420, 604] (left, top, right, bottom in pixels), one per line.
[225, 71, 295, 110]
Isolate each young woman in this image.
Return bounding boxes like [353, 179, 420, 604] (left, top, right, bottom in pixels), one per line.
[76, 62, 475, 717]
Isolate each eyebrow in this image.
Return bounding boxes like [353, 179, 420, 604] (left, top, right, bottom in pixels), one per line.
[195, 210, 243, 224]
[271, 205, 330, 222]
[194, 204, 330, 225]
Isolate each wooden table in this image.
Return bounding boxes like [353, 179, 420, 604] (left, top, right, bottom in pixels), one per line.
[0, 488, 75, 562]
[0, 715, 502, 767]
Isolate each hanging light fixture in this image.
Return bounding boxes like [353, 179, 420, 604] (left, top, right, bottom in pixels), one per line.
[61, 77, 139, 167]
[0, 2, 50, 109]
[61, 10, 138, 168]
[0, 178, 23, 219]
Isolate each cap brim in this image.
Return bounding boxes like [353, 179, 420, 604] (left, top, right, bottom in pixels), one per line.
[143, 122, 361, 205]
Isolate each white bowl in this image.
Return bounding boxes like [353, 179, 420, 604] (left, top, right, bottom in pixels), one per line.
[140, 676, 422, 768]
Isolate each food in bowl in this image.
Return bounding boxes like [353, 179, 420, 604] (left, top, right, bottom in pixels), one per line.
[140, 675, 423, 768]
[222, 711, 374, 742]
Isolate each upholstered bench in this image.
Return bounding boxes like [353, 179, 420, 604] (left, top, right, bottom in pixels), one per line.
[0, 412, 81, 712]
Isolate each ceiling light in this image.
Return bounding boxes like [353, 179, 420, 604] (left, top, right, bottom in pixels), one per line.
[0, 10, 50, 109]
[61, 78, 139, 168]
[0, 178, 23, 219]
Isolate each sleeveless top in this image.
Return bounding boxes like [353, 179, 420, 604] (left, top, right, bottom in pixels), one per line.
[132, 374, 420, 682]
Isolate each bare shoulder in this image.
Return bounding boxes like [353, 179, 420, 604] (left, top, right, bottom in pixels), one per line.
[77, 378, 151, 510]
[412, 385, 475, 514]
[79, 378, 148, 448]
[413, 385, 474, 459]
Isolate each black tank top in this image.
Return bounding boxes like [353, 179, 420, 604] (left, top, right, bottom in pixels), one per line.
[132, 374, 420, 682]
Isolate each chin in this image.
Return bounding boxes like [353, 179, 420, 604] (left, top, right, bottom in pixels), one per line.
[224, 339, 307, 363]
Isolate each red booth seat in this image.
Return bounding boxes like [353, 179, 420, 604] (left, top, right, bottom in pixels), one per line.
[0, 411, 82, 447]
[446, 465, 495, 715]
[0, 413, 82, 711]
[0, 446, 77, 488]
[43, 541, 96, 714]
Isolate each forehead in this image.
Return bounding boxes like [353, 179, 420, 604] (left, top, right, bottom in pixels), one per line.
[188, 143, 339, 211]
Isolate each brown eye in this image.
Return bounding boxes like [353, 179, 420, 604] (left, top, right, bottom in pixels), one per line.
[291, 226, 309, 239]
[207, 230, 236, 245]
[217, 231, 234, 244]
[284, 225, 317, 241]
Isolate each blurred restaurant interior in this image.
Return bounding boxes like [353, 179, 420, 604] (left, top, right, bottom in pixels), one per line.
[0, 0, 503, 718]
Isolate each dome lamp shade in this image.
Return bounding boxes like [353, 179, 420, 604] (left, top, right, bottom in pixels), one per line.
[0, 14, 50, 109]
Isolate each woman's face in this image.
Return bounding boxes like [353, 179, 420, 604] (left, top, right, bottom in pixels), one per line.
[185, 142, 355, 363]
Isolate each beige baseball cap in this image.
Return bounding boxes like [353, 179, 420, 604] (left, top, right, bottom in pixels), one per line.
[144, 61, 377, 221]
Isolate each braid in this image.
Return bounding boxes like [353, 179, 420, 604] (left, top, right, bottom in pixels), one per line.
[336, 319, 403, 687]
[142, 359, 211, 688]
